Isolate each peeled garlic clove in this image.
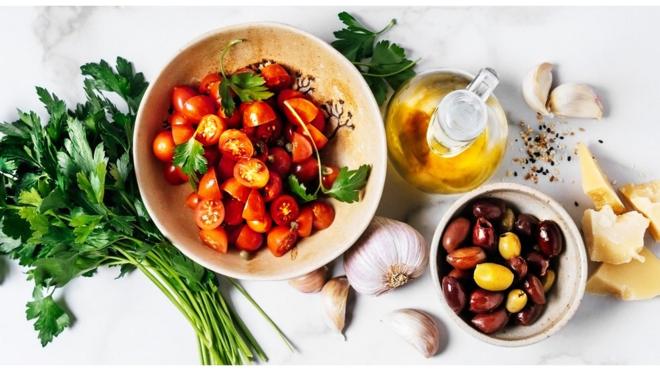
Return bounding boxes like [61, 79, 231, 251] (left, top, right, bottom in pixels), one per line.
[548, 83, 604, 119]
[289, 266, 328, 293]
[321, 276, 350, 334]
[386, 309, 441, 358]
[522, 62, 553, 115]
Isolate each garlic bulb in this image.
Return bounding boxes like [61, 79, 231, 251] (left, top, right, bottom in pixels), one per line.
[522, 62, 553, 115]
[385, 309, 441, 358]
[548, 83, 604, 119]
[289, 266, 328, 293]
[344, 217, 428, 295]
[320, 276, 350, 334]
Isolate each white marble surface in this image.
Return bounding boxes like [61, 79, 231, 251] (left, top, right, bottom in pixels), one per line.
[1, 6, 659, 365]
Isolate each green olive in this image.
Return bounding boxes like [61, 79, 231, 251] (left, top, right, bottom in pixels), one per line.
[473, 263, 514, 291]
[501, 208, 515, 232]
[543, 269, 556, 293]
[506, 289, 528, 313]
[498, 232, 522, 260]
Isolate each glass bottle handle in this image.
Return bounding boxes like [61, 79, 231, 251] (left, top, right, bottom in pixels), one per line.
[466, 68, 499, 102]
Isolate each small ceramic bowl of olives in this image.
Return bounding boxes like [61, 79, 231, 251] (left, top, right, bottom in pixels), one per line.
[429, 182, 587, 347]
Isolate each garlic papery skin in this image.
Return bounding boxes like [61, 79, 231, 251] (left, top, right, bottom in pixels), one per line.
[548, 83, 604, 119]
[289, 266, 328, 293]
[386, 309, 441, 358]
[321, 277, 350, 335]
[522, 62, 553, 115]
[344, 217, 427, 295]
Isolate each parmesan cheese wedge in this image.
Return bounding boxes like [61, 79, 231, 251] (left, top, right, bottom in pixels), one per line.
[587, 248, 660, 300]
[582, 205, 649, 264]
[619, 180, 660, 241]
[577, 143, 625, 213]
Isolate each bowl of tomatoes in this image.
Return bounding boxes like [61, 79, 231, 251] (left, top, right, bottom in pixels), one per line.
[134, 23, 386, 280]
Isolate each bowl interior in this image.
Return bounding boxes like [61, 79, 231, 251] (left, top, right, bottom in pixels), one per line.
[430, 183, 587, 346]
[134, 23, 386, 280]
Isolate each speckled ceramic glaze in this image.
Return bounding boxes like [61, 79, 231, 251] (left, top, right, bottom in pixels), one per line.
[429, 183, 588, 346]
[133, 23, 386, 280]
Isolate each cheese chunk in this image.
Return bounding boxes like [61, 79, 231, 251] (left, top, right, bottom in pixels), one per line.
[619, 180, 660, 241]
[582, 205, 649, 264]
[577, 143, 625, 213]
[587, 248, 660, 300]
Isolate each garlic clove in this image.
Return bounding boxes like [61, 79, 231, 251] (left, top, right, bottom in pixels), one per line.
[548, 83, 604, 119]
[288, 266, 328, 293]
[385, 308, 441, 358]
[522, 62, 554, 115]
[321, 276, 351, 335]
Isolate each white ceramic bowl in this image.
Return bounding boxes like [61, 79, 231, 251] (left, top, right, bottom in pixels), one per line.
[429, 182, 587, 346]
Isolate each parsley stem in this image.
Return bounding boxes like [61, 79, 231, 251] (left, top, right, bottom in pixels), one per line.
[219, 39, 245, 80]
[283, 100, 325, 195]
[360, 58, 420, 78]
[376, 18, 397, 35]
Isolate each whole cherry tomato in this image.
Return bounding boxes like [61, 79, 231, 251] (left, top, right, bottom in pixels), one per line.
[261, 63, 292, 90]
[220, 177, 250, 202]
[270, 195, 300, 226]
[263, 172, 283, 202]
[294, 206, 314, 238]
[245, 118, 282, 143]
[293, 157, 319, 183]
[171, 85, 197, 113]
[198, 167, 221, 200]
[277, 89, 304, 112]
[169, 111, 192, 127]
[185, 192, 201, 209]
[242, 189, 266, 221]
[247, 216, 273, 234]
[311, 200, 335, 230]
[267, 147, 292, 176]
[243, 101, 277, 128]
[218, 129, 254, 160]
[152, 131, 176, 162]
[235, 225, 263, 252]
[217, 106, 241, 128]
[267, 225, 298, 257]
[199, 72, 221, 95]
[199, 227, 228, 253]
[163, 163, 188, 185]
[224, 198, 245, 226]
[182, 95, 216, 121]
[234, 158, 270, 189]
[194, 199, 225, 230]
[204, 147, 220, 167]
[290, 132, 313, 163]
[252, 140, 269, 163]
[283, 97, 319, 124]
[322, 165, 340, 189]
[196, 114, 225, 146]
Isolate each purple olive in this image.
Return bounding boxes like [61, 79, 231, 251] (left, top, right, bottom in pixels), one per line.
[472, 198, 506, 221]
[469, 289, 504, 313]
[526, 251, 550, 277]
[514, 304, 545, 326]
[523, 275, 546, 305]
[472, 217, 496, 252]
[442, 276, 466, 314]
[442, 217, 471, 253]
[507, 256, 528, 279]
[471, 308, 509, 334]
[513, 213, 539, 238]
[537, 220, 563, 258]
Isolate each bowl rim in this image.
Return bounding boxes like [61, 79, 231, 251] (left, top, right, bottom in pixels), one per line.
[133, 22, 387, 281]
[428, 182, 588, 347]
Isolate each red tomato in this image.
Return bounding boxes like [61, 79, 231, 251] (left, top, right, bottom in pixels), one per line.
[242, 101, 277, 128]
[199, 72, 221, 95]
[172, 123, 195, 145]
[233, 158, 270, 189]
[283, 97, 319, 124]
[297, 123, 328, 150]
[310, 108, 326, 132]
[209, 81, 222, 104]
[221, 177, 250, 202]
[291, 132, 313, 163]
[152, 131, 176, 162]
[267, 147, 292, 176]
[198, 167, 221, 200]
[321, 165, 340, 189]
[217, 106, 241, 128]
[226, 224, 243, 245]
[163, 163, 188, 185]
[270, 195, 300, 226]
[217, 155, 236, 180]
[293, 157, 319, 183]
[277, 89, 304, 111]
[261, 63, 292, 90]
[235, 225, 263, 252]
[294, 206, 314, 237]
[196, 114, 225, 146]
[204, 147, 220, 166]
[263, 172, 283, 202]
[171, 85, 197, 113]
[218, 129, 254, 160]
[169, 111, 192, 127]
[185, 192, 201, 209]
[246, 118, 282, 143]
[311, 200, 335, 230]
[194, 199, 225, 230]
[199, 227, 228, 253]
[267, 225, 298, 257]
[242, 189, 266, 221]
[251, 140, 269, 163]
[224, 198, 245, 226]
[182, 95, 216, 121]
[247, 216, 273, 234]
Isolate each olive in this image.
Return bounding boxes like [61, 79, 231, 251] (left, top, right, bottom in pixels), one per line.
[442, 217, 471, 253]
[469, 289, 504, 313]
[448, 268, 472, 281]
[471, 308, 509, 334]
[442, 276, 466, 314]
[513, 213, 539, 238]
[505, 289, 528, 313]
[501, 208, 515, 232]
[472, 198, 506, 221]
[537, 220, 563, 258]
[472, 217, 496, 252]
[473, 263, 514, 291]
[526, 251, 550, 277]
[523, 275, 546, 305]
[446, 247, 487, 270]
[507, 256, 528, 279]
[542, 269, 556, 293]
[498, 232, 522, 260]
[514, 303, 544, 326]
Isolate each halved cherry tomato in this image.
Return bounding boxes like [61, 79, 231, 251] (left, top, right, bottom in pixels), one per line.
[263, 172, 283, 202]
[199, 227, 228, 253]
[322, 165, 340, 189]
[221, 177, 250, 202]
[185, 192, 201, 209]
[267, 147, 292, 176]
[246, 118, 282, 142]
[153, 131, 176, 162]
[218, 129, 254, 160]
[261, 63, 292, 90]
[267, 225, 298, 257]
[217, 155, 236, 180]
[217, 106, 241, 128]
[183, 95, 216, 121]
[247, 216, 273, 233]
[243, 101, 277, 128]
[297, 123, 328, 150]
[242, 189, 266, 221]
[277, 89, 304, 112]
[270, 195, 300, 226]
[311, 200, 335, 230]
[293, 157, 319, 183]
[204, 147, 220, 166]
[209, 81, 222, 104]
[198, 168, 221, 200]
[291, 132, 313, 163]
[283, 97, 319, 124]
[172, 123, 195, 145]
[235, 225, 263, 252]
[294, 206, 313, 238]
[172, 85, 197, 113]
[196, 114, 225, 146]
[194, 199, 225, 230]
[163, 163, 188, 185]
[234, 158, 270, 189]
[199, 72, 221, 95]
[310, 107, 326, 132]
[224, 198, 245, 226]
[169, 111, 192, 127]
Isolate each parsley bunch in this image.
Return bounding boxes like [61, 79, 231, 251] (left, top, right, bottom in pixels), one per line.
[0, 58, 290, 364]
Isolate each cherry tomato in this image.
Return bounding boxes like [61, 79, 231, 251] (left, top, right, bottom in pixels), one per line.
[263, 172, 283, 202]
[172, 85, 197, 113]
[199, 72, 221, 95]
[311, 200, 335, 230]
[185, 192, 201, 209]
[226, 224, 243, 245]
[204, 147, 220, 166]
[163, 163, 188, 185]
[283, 97, 319, 124]
[182, 95, 216, 121]
[169, 111, 192, 127]
[267, 225, 298, 257]
[246, 118, 282, 142]
[218, 129, 254, 160]
[283, 123, 296, 141]
[277, 89, 304, 112]
[291, 132, 313, 163]
[252, 140, 270, 163]
[221, 177, 250, 202]
[247, 216, 273, 234]
[267, 147, 292, 176]
[198, 168, 221, 200]
[270, 195, 300, 226]
[234, 158, 270, 189]
[235, 225, 263, 252]
[217, 155, 236, 180]
[242, 189, 266, 221]
[217, 106, 241, 128]
[194, 199, 225, 230]
[199, 227, 228, 253]
[152, 131, 176, 162]
[297, 123, 328, 150]
[172, 123, 195, 145]
[322, 165, 340, 189]
[293, 157, 319, 183]
[261, 63, 292, 90]
[196, 114, 225, 146]
[224, 198, 245, 226]
[294, 206, 314, 238]
[209, 80, 223, 104]
[242, 101, 277, 128]
[310, 107, 326, 132]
